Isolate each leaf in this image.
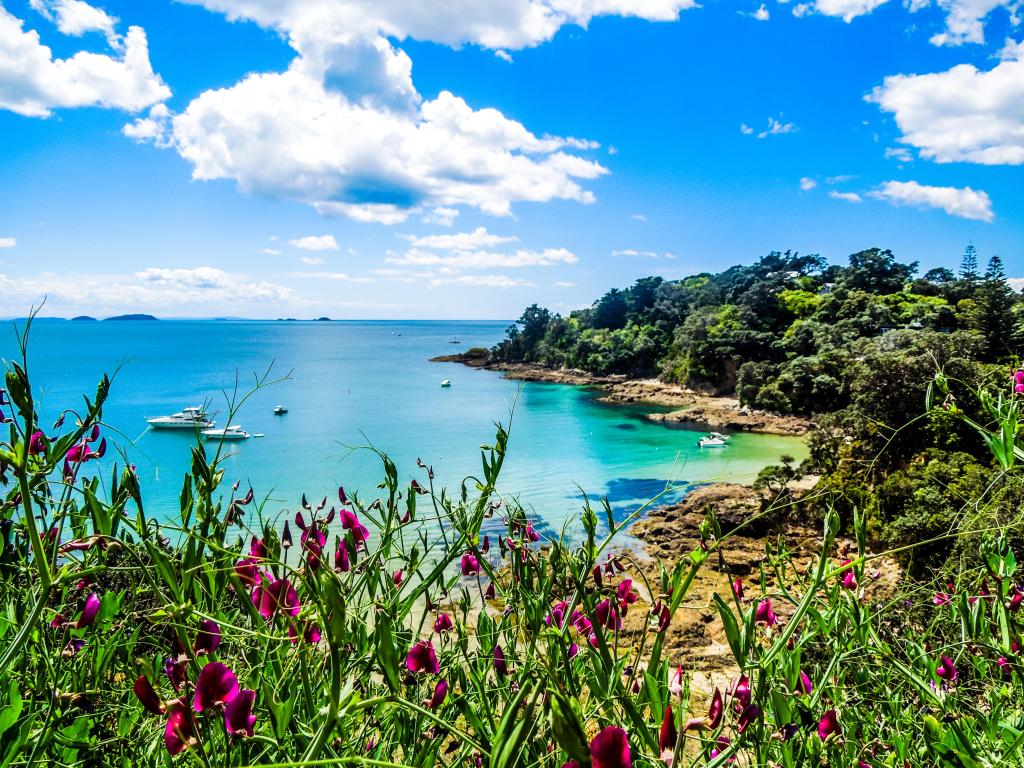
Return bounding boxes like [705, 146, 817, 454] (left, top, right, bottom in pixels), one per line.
[713, 594, 743, 666]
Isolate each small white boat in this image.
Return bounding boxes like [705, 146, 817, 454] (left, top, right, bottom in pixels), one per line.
[273, 405, 288, 415]
[698, 435, 728, 448]
[708, 431, 730, 442]
[441, 379, 452, 388]
[202, 425, 251, 440]
[147, 406, 214, 430]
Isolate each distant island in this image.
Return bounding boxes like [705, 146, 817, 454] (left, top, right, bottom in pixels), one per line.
[71, 315, 97, 322]
[102, 314, 159, 322]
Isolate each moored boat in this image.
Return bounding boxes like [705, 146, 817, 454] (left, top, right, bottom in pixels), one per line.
[698, 434, 727, 448]
[147, 406, 214, 430]
[202, 425, 251, 440]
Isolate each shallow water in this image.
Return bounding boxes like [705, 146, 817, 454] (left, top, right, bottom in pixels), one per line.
[2, 319, 806, 537]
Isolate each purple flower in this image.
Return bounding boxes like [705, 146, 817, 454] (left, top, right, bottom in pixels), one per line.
[164, 656, 187, 691]
[28, 431, 47, 456]
[223, 688, 257, 738]
[194, 619, 221, 656]
[461, 552, 480, 576]
[334, 540, 351, 572]
[839, 560, 857, 590]
[737, 704, 760, 734]
[340, 508, 369, 548]
[164, 702, 197, 756]
[755, 599, 777, 627]
[433, 613, 454, 633]
[731, 674, 751, 709]
[590, 726, 631, 768]
[428, 679, 448, 709]
[493, 644, 509, 677]
[76, 592, 100, 628]
[406, 641, 440, 675]
[659, 705, 676, 754]
[817, 709, 841, 741]
[732, 578, 744, 601]
[936, 655, 958, 683]
[794, 670, 813, 696]
[484, 581, 496, 600]
[133, 675, 164, 715]
[252, 577, 300, 620]
[595, 599, 621, 631]
[193, 662, 239, 713]
[707, 687, 723, 728]
[234, 555, 260, 586]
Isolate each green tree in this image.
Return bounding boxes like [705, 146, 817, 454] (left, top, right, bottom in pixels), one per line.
[959, 243, 979, 282]
[972, 254, 1020, 360]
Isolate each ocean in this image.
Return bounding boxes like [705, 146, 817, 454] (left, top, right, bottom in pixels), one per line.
[1, 319, 806, 538]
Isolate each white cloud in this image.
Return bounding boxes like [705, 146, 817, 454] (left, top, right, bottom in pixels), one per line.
[402, 227, 518, 250]
[178, 0, 699, 51]
[797, 1, 1022, 46]
[450, 274, 529, 288]
[287, 271, 375, 282]
[739, 123, 754, 134]
[630, 212, 648, 221]
[757, 116, 798, 138]
[1007, 277, 1024, 292]
[612, 248, 673, 258]
[869, 179, 994, 221]
[555, 280, 574, 287]
[799, 176, 817, 190]
[829, 190, 863, 202]
[299, 255, 325, 265]
[752, 4, 771, 20]
[289, 235, 340, 251]
[421, 206, 459, 227]
[0, 6, 169, 117]
[123, 0, 704, 224]
[30, 0, 117, 42]
[387, 246, 576, 269]
[885, 146, 914, 162]
[0, 265, 296, 315]
[870, 45, 1024, 165]
[495, 49, 513, 62]
[0, 237, 15, 248]
[262, 247, 283, 255]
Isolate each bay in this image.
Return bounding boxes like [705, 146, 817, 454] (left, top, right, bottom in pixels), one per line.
[1, 319, 806, 537]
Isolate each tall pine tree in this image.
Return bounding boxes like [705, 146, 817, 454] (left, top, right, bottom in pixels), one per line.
[974, 254, 1019, 360]
[959, 244, 979, 282]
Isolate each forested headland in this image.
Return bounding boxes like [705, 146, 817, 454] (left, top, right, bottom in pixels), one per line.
[483, 246, 1023, 575]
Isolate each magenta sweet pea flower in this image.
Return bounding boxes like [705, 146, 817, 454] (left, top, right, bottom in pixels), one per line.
[193, 662, 239, 713]
[707, 687, 723, 728]
[736, 704, 760, 734]
[234, 555, 260, 586]
[936, 655, 958, 683]
[755, 599, 777, 627]
[595, 599, 621, 631]
[997, 656, 1012, 680]
[484, 581, 496, 599]
[406, 640, 440, 675]
[77, 592, 100, 628]
[590, 726, 631, 768]
[252, 577, 300, 620]
[709, 736, 731, 762]
[164, 656, 187, 691]
[1014, 368, 1024, 394]
[794, 670, 814, 696]
[339, 508, 369, 548]
[731, 674, 751, 709]
[732, 578, 744, 601]
[164, 702, 197, 756]
[493, 644, 509, 677]
[334, 540, 351, 572]
[194, 619, 221, 656]
[133, 674, 164, 715]
[659, 705, 677, 755]
[28, 431, 47, 456]
[818, 709, 841, 741]
[839, 560, 857, 590]
[428, 679, 448, 709]
[933, 592, 952, 607]
[433, 613, 454, 633]
[461, 551, 480, 576]
[223, 688, 257, 738]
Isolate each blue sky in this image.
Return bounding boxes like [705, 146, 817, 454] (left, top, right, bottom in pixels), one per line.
[0, 0, 1022, 318]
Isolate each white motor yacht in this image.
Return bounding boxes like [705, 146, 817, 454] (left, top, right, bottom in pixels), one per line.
[147, 407, 214, 430]
[441, 379, 452, 388]
[202, 425, 251, 440]
[698, 435, 728, 448]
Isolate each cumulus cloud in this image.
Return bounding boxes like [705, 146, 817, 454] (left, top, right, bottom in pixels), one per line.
[401, 227, 518, 250]
[0, 266, 295, 314]
[799, 176, 818, 190]
[870, 45, 1024, 165]
[752, 4, 771, 20]
[387, 246, 577, 269]
[0, 237, 15, 248]
[300, 255, 325, 265]
[829, 190, 863, 202]
[450, 274, 530, 288]
[123, 0, 703, 224]
[0, 5, 169, 117]
[421, 206, 459, 227]
[869, 179, 994, 221]
[797, 1, 1022, 46]
[29, 0, 118, 42]
[758, 116, 798, 138]
[289, 235, 340, 251]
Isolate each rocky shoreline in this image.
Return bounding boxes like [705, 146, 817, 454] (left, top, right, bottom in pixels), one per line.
[431, 355, 814, 436]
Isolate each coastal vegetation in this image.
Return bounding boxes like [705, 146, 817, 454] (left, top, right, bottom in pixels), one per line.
[486, 246, 1024, 575]
[3, 287, 1024, 766]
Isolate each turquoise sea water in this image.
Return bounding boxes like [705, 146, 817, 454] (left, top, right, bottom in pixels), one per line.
[1, 319, 806, 537]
